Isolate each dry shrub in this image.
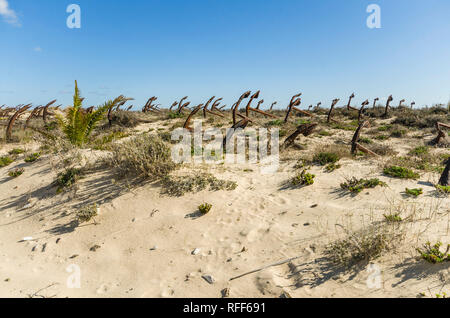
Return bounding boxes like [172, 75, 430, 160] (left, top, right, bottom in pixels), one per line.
[324, 222, 406, 268]
[110, 134, 176, 180]
[110, 110, 141, 128]
[161, 172, 237, 196]
[370, 143, 397, 156]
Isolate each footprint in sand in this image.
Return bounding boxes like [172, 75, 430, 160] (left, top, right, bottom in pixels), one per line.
[96, 284, 109, 294]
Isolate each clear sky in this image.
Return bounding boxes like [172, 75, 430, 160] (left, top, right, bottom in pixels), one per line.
[1, 0, 449, 110]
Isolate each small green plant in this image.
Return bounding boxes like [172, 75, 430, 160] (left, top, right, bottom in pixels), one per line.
[325, 162, 341, 172]
[0, 156, 13, 167]
[56, 168, 82, 192]
[8, 168, 24, 178]
[383, 213, 403, 223]
[167, 112, 184, 119]
[8, 148, 25, 155]
[340, 177, 386, 194]
[313, 152, 340, 165]
[198, 203, 212, 214]
[374, 135, 389, 141]
[409, 146, 429, 156]
[416, 242, 449, 264]
[291, 170, 315, 187]
[24, 152, 41, 163]
[77, 204, 98, 224]
[359, 137, 373, 144]
[377, 125, 392, 131]
[318, 130, 332, 136]
[266, 119, 283, 126]
[405, 188, 423, 197]
[390, 129, 407, 138]
[436, 185, 450, 194]
[383, 166, 419, 179]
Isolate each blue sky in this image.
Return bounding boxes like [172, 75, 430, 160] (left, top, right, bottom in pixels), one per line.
[1, 0, 449, 110]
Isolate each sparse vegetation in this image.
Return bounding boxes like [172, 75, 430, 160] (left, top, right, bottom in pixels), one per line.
[383, 213, 403, 223]
[313, 152, 340, 165]
[416, 242, 449, 263]
[8, 148, 25, 155]
[325, 162, 341, 172]
[436, 185, 450, 194]
[325, 223, 405, 268]
[198, 203, 212, 214]
[383, 166, 419, 179]
[290, 170, 315, 187]
[77, 204, 98, 224]
[8, 168, 24, 178]
[405, 188, 423, 197]
[24, 152, 41, 163]
[56, 168, 82, 192]
[110, 134, 177, 180]
[161, 173, 237, 196]
[340, 177, 386, 194]
[0, 156, 13, 167]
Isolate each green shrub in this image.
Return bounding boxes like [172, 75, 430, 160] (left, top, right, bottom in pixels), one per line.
[318, 130, 332, 136]
[313, 152, 340, 165]
[340, 177, 386, 194]
[56, 168, 82, 192]
[416, 242, 449, 264]
[409, 146, 429, 156]
[383, 166, 419, 179]
[290, 170, 315, 187]
[377, 125, 392, 131]
[325, 162, 341, 172]
[436, 185, 450, 194]
[405, 188, 423, 197]
[390, 129, 407, 138]
[24, 152, 41, 163]
[265, 119, 283, 127]
[198, 203, 212, 214]
[8, 168, 24, 178]
[0, 156, 13, 167]
[359, 137, 373, 144]
[167, 112, 184, 119]
[383, 213, 403, 223]
[8, 148, 25, 155]
[374, 135, 389, 141]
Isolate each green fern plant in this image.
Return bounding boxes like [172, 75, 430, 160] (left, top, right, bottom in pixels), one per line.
[56, 81, 130, 146]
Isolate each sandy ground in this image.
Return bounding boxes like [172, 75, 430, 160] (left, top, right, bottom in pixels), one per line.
[0, 119, 449, 298]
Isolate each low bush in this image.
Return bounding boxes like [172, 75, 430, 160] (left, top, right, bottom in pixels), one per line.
[405, 188, 423, 197]
[313, 152, 340, 165]
[24, 152, 41, 163]
[290, 170, 315, 187]
[383, 166, 419, 179]
[0, 156, 13, 167]
[8, 168, 24, 178]
[198, 203, 212, 214]
[340, 177, 386, 194]
[416, 242, 449, 263]
[110, 134, 177, 180]
[161, 173, 237, 196]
